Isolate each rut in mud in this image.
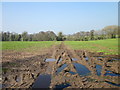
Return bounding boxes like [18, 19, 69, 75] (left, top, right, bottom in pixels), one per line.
[49, 43, 120, 88]
[2, 43, 120, 88]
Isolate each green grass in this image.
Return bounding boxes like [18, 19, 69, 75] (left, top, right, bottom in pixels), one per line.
[64, 38, 119, 55]
[1, 41, 61, 51]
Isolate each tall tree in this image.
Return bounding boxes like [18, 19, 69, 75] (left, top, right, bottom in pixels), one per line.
[90, 30, 95, 40]
[57, 32, 65, 41]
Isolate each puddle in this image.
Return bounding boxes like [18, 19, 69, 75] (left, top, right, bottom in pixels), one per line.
[111, 58, 120, 61]
[15, 76, 21, 82]
[97, 56, 104, 58]
[45, 58, 56, 62]
[56, 64, 68, 74]
[105, 81, 120, 87]
[55, 83, 71, 88]
[95, 65, 102, 76]
[108, 59, 120, 62]
[73, 63, 91, 76]
[105, 71, 120, 76]
[95, 56, 120, 61]
[84, 56, 89, 61]
[32, 74, 51, 88]
[72, 58, 78, 61]
[69, 71, 77, 75]
[94, 56, 105, 59]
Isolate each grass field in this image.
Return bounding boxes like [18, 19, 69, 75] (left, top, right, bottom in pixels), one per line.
[1, 38, 119, 55]
[1, 41, 61, 51]
[65, 38, 119, 55]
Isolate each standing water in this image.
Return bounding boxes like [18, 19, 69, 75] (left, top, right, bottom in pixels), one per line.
[73, 63, 91, 76]
[32, 74, 51, 88]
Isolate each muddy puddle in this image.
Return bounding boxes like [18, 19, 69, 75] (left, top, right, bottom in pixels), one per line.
[55, 83, 71, 88]
[105, 81, 120, 87]
[72, 58, 78, 61]
[84, 56, 89, 61]
[38, 57, 119, 88]
[95, 65, 102, 76]
[32, 74, 51, 88]
[73, 63, 91, 76]
[105, 71, 120, 76]
[45, 58, 79, 62]
[56, 63, 91, 76]
[45, 58, 56, 62]
[56, 64, 68, 74]
[94, 56, 120, 61]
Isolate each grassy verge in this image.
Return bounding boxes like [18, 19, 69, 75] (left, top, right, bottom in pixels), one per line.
[64, 38, 119, 55]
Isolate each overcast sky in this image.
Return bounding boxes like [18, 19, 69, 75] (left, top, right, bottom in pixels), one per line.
[2, 2, 118, 34]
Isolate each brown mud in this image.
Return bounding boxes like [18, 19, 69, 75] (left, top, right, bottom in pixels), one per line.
[2, 42, 120, 88]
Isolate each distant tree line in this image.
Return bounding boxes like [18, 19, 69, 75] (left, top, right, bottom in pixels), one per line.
[1, 25, 119, 41]
[65, 25, 119, 41]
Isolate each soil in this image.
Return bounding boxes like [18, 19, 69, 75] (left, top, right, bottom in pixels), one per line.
[2, 42, 120, 88]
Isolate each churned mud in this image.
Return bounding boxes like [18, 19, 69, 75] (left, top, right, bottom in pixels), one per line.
[2, 42, 120, 88]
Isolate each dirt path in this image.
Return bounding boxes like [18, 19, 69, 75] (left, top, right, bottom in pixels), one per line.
[2, 42, 120, 88]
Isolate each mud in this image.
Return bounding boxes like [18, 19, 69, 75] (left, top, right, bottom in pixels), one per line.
[2, 42, 120, 88]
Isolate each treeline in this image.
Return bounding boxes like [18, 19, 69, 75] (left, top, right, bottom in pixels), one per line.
[66, 25, 119, 41]
[1, 25, 119, 41]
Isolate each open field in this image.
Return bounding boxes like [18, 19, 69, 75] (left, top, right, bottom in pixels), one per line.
[1, 38, 119, 55]
[64, 38, 119, 55]
[1, 41, 61, 51]
[2, 41, 120, 88]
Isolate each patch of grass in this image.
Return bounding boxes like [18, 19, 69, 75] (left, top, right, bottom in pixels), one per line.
[1, 41, 61, 51]
[2, 68, 11, 73]
[64, 38, 119, 55]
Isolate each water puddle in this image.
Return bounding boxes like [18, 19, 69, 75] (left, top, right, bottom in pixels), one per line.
[69, 71, 77, 75]
[32, 74, 51, 88]
[45, 58, 56, 62]
[94, 56, 105, 59]
[111, 58, 120, 61]
[55, 83, 71, 88]
[84, 56, 89, 61]
[56, 64, 68, 74]
[108, 59, 120, 62]
[94, 56, 120, 61]
[73, 63, 91, 76]
[72, 58, 78, 61]
[15, 76, 22, 82]
[97, 56, 104, 58]
[105, 81, 120, 87]
[104, 71, 120, 76]
[95, 65, 102, 76]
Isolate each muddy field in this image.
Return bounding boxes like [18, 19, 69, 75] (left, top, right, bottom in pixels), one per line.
[2, 43, 120, 88]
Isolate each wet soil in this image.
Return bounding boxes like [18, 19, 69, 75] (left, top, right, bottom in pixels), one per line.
[2, 42, 120, 88]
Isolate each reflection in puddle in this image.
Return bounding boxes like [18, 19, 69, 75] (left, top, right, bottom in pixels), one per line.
[45, 58, 56, 62]
[105, 81, 120, 87]
[56, 64, 67, 74]
[32, 74, 51, 88]
[55, 83, 71, 88]
[73, 63, 91, 76]
[105, 71, 120, 76]
[96, 65, 102, 76]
